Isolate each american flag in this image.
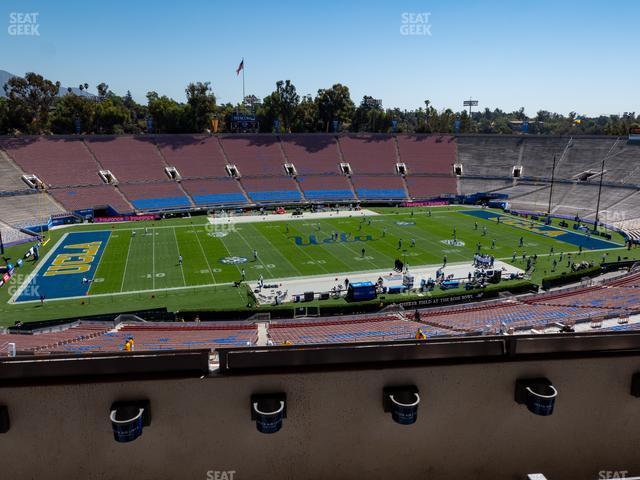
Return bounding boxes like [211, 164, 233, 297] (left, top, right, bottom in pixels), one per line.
[236, 59, 244, 75]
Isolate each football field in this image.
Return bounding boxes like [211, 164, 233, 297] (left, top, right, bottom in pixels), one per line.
[10, 206, 627, 304]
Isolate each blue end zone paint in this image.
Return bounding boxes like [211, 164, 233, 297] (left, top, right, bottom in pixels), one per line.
[460, 210, 622, 250]
[131, 196, 191, 209]
[15, 231, 111, 302]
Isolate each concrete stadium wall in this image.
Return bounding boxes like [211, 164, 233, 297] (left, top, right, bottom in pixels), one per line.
[1, 354, 639, 479]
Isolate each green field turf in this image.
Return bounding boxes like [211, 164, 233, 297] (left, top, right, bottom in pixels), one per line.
[1, 206, 637, 326]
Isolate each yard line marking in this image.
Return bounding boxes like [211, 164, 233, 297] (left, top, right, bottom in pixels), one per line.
[8, 259, 479, 304]
[172, 227, 187, 287]
[152, 227, 156, 290]
[245, 223, 304, 277]
[283, 224, 332, 274]
[194, 227, 216, 283]
[120, 234, 133, 293]
[214, 235, 249, 302]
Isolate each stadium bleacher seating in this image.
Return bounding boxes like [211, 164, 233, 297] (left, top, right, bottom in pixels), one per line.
[0, 147, 30, 192]
[280, 134, 339, 174]
[118, 182, 192, 210]
[0, 219, 33, 245]
[418, 300, 607, 332]
[396, 135, 456, 175]
[351, 175, 407, 200]
[459, 178, 512, 195]
[0, 133, 639, 231]
[49, 185, 132, 213]
[338, 134, 397, 174]
[280, 134, 356, 200]
[269, 314, 448, 344]
[155, 135, 228, 177]
[1, 272, 640, 353]
[181, 178, 247, 205]
[297, 175, 355, 201]
[520, 137, 569, 179]
[240, 176, 302, 203]
[85, 136, 167, 182]
[0, 193, 65, 228]
[219, 135, 286, 176]
[4, 321, 258, 354]
[0, 136, 101, 186]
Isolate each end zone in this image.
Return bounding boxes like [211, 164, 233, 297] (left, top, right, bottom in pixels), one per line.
[11, 231, 111, 303]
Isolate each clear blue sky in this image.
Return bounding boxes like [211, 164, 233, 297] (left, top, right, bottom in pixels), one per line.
[1, 0, 637, 116]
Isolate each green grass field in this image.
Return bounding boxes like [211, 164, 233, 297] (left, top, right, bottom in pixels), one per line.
[1, 206, 637, 327]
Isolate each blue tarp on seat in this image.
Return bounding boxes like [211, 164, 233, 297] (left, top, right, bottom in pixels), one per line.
[248, 190, 301, 202]
[131, 196, 191, 209]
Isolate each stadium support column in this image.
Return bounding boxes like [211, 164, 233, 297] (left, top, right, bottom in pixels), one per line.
[547, 155, 557, 216]
[594, 155, 606, 228]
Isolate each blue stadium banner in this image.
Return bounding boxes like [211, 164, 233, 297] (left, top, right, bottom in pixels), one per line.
[522, 121, 529, 133]
[332, 119, 339, 132]
[74, 116, 81, 134]
[273, 119, 280, 132]
[454, 119, 461, 133]
[391, 119, 398, 132]
[146, 117, 154, 133]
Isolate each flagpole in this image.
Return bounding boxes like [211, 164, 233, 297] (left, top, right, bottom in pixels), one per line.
[242, 58, 245, 102]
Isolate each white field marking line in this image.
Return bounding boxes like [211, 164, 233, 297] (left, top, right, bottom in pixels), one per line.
[284, 224, 333, 275]
[243, 223, 303, 278]
[88, 231, 112, 296]
[120, 234, 134, 293]
[12, 282, 237, 304]
[324, 217, 438, 263]
[206, 209, 381, 226]
[9, 259, 494, 305]
[233, 226, 276, 278]
[193, 227, 217, 284]
[382, 217, 470, 264]
[172, 227, 187, 287]
[496, 246, 629, 262]
[315, 224, 381, 271]
[152, 228, 156, 290]
[214, 235, 247, 301]
[8, 232, 69, 304]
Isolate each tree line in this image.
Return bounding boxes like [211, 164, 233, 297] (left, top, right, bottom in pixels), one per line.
[0, 72, 637, 136]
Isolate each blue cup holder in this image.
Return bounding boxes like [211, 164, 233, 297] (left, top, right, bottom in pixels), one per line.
[251, 394, 286, 434]
[384, 386, 420, 425]
[515, 378, 557, 417]
[109, 400, 151, 443]
[110, 406, 144, 442]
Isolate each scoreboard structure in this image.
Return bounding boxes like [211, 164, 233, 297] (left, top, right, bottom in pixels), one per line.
[230, 113, 259, 133]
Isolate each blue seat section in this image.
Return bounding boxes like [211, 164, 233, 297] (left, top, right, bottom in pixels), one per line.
[130, 196, 191, 209]
[356, 188, 406, 199]
[192, 193, 247, 205]
[304, 189, 355, 200]
[248, 190, 301, 202]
